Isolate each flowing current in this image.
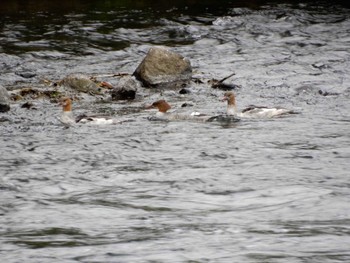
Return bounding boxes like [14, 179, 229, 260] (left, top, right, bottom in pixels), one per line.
[1, 1, 350, 262]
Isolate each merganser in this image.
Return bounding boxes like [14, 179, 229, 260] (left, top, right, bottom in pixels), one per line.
[223, 92, 296, 118]
[59, 97, 119, 126]
[146, 100, 172, 118]
[146, 99, 213, 122]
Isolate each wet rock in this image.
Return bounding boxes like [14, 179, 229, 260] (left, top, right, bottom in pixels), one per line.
[111, 76, 138, 101]
[111, 87, 136, 101]
[15, 72, 37, 78]
[280, 30, 292, 37]
[179, 88, 190, 94]
[0, 116, 11, 122]
[181, 102, 193, 107]
[133, 47, 192, 87]
[18, 87, 41, 97]
[155, 80, 189, 90]
[21, 101, 37, 109]
[11, 87, 62, 100]
[42, 90, 62, 99]
[59, 74, 102, 95]
[192, 78, 204, 84]
[0, 85, 11, 112]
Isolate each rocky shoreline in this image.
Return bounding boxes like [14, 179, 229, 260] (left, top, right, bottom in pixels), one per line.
[0, 46, 238, 120]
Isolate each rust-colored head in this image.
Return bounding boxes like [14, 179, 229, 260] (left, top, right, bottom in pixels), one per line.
[223, 92, 236, 106]
[146, 99, 171, 113]
[60, 97, 72, 112]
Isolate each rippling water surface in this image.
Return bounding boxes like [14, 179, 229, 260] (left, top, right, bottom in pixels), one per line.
[1, 1, 350, 262]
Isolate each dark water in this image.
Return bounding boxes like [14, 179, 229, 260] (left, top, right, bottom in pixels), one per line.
[1, 1, 350, 262]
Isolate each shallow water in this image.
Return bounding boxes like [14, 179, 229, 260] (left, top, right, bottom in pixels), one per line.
[1, 1, 350, 262]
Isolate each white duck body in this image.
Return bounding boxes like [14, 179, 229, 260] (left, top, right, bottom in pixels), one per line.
[60, 110, 76, 126]
[146, 100, 193, 121]
[223, 92, 295, 118]
[59, 97, 119, 126]
[76, 115, 115, 125]
[146, 99, 216, 122]
[239, 106, 294, 118]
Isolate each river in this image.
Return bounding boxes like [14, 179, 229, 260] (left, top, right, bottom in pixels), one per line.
[1, 0, 350, 262]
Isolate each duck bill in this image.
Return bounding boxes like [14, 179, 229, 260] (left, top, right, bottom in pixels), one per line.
[59, 100, 66, 106]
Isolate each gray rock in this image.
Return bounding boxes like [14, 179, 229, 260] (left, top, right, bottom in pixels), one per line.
[0, 85, 10, 112]
[15, 72, 37, 78]
[59, 74, 102, 95]
[111, 76, 138, 101]
[133, 47, 192, 87]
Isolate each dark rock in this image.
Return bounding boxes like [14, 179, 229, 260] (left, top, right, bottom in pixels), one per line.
[181, 102, 193, 108]
[0, 85, 10, 112]
[111, 76, 138, 101]
[18, 88, 41, 97]
[179, 88, 190, 94]
[21, 102, 37, 109]
[111, 88, 136, 101]
[11, 87, 63, 101]
[192, 78, 204, 84]
[15, 72, 37, 78]
[280, 30, 292, 37]
[0, 104, 10, 113]
[133, 47, 192, 87]
[0, 116, 11, 122]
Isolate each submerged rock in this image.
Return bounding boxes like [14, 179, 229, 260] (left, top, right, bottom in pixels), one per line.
[21, 101, 37, 110]
[15, 71, 37, 79]
[11, 87, 62, 100]
[0, 116, 11, 122]
[133, 47, 192, 87]
[179, 88, 190, 94]
[111, 76, 138, 101]
[0, 85, 11, 112]
[59, 74, 102, 95]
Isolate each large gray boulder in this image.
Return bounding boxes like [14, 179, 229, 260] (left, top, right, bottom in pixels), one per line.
[0, 85, 10, 112]
[133, 47, 192, 87]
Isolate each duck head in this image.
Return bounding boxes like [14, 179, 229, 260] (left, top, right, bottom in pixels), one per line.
[146, 99, 171, 113]
[59, 97, 72, 112]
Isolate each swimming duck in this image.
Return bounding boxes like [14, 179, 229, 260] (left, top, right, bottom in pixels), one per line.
[59, 97, 120, 126]
[223, 92, 296, 118]
[146, 99, 214, 122]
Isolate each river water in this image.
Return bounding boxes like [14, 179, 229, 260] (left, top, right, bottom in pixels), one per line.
[1, 1, 350, 262]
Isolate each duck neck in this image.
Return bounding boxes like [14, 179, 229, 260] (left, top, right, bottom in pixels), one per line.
[227, 104, 237, 116]
[62, 110, 74, 119]
[63, 103, 72, 112]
